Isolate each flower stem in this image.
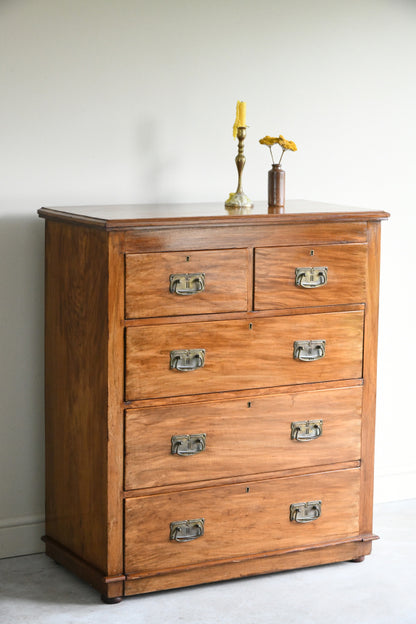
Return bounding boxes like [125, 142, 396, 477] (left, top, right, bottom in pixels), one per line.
[278, 148, 286, 165]
[269, 145, 275, 164]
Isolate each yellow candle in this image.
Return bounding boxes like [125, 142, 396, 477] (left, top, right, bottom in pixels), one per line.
[233, 100, 246, 137]
[239, 101, 246, 126]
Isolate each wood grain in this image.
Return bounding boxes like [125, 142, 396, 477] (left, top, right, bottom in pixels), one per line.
[254, 243, 368, 310]
[106, 232, 125, 576]
[125, 386, 363, 490]
[127, 533, 376, 581]
[125, 378, 363, 410]
[123, 460, 361, 498]
[125, 310, 364, 400]
[124, 468, 361, 574]
[124, 540, 374, 594]
[360, 222, 382, 535]
[124, 303, 365, 328]
[39, 204, 388, 601]
[44, 221, 109, 571]
[38, 202, 389, 231]
[125, 249, 249, 318]
[43, 536, 125, 599]
[123, 222, 369, 253]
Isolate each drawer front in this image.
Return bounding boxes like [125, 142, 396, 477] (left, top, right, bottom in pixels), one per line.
[124, 468, 360, 574]
[125, 249, 250, 318]
[125, 310, 364, 400]
[254, 243, 367, 310]
[125, 386, 363, 490]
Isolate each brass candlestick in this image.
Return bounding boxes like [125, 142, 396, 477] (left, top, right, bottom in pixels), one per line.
[225, 126, 253, 213]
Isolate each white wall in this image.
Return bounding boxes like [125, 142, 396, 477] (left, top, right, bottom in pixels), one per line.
[1, 0, 415, 558]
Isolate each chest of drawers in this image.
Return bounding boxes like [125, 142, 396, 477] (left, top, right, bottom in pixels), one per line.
[38, 201, 388, 603]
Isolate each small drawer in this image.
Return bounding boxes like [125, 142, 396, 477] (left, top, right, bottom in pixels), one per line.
[125, 249, 250, 318]
[254, 243, 367, 310]
[124, 468, 360, 574]
[124, 386, 363, 490]
[125, 310, 364, 400]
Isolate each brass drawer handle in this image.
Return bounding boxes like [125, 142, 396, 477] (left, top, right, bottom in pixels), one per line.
[170, 273, 205, 295]
[171, 433, 206, 456]
[170, 349, 205, 372]
[295, 266, 328, 289]
[170, 518, 205, 542]
[290, 501, 322, 523]
[291, 419, 323, 442]
[293, 340, 326, 361]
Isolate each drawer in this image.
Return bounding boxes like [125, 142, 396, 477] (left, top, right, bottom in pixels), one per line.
[125, 310, 364, 400]
[124, 468, 360, 574]
[124, 386, 363, 490]
[125, 249, 250, 318]
[254, 243, 367, 310]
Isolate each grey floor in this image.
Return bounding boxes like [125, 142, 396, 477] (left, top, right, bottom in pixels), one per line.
[1, 499, 415, 624]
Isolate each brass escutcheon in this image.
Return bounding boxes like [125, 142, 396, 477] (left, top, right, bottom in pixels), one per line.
[293, 340, 326, 362]
[291, 419, 323, 442]
[295, 266, 328, 288]
[169, 273, 205, 295]
[170, 518, 205, 542]
[170, 349, 205, 372]
[171, 433, 206, 456]
[290, 501, 322, 523]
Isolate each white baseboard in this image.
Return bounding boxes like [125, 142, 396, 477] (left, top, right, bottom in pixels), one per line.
[374, 470, 416, 504]
[0, 514, 45, 559]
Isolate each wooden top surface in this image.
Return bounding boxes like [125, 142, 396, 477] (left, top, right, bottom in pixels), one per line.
[38, 200, 390, 230]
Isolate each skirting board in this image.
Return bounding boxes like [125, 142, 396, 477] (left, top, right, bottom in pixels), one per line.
[0, 515, 44, 559]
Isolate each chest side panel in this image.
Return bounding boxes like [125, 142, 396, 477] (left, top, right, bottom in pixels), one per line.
[44, 221, 110, 571]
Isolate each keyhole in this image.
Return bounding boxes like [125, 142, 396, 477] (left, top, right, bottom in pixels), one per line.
[246, 487, 250, 493]
[186, 256, 190, 262]
[310, 250, 314, 256]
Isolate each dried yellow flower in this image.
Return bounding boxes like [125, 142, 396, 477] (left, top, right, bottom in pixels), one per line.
[259, 135, 280, 147]
[276, 135, 297, 152]
[259, 132, 298, 164]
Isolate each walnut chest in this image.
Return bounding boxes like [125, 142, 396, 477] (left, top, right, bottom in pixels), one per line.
[38, 201, 389, 603]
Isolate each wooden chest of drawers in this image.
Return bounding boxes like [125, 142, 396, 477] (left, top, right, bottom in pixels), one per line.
[38, 201, 388, 603]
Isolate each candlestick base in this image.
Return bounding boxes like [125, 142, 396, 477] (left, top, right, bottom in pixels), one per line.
[224, 126, 253, 213]
[224, 191, 254, 214]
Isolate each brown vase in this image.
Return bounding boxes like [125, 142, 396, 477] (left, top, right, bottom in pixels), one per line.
[268, 164, 285, 213]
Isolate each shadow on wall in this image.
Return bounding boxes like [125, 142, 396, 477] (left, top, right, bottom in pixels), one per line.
[0, 214, 45, 522]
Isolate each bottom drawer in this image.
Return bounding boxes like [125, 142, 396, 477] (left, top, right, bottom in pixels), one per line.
[124, 468, 360, 575]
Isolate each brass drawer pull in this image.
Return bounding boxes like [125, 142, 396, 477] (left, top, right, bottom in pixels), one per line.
[290, 501, 322, 523]
[293, 340, 326, 362]
[170, 349, 205, 372]
[295, 266, 328, 289]
[170, 273, 205, 295]
[170, 518, 205, 542]
[171, 433, 206, 456]
[291, 419, 323, 442]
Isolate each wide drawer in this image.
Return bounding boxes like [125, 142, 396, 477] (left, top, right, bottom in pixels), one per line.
[125, 249, 250, 318]
[254, 243, 367, 310]
[124, 386, 363, 490]
[124, 468, 361, 574]
[125, 310, 364, 400]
